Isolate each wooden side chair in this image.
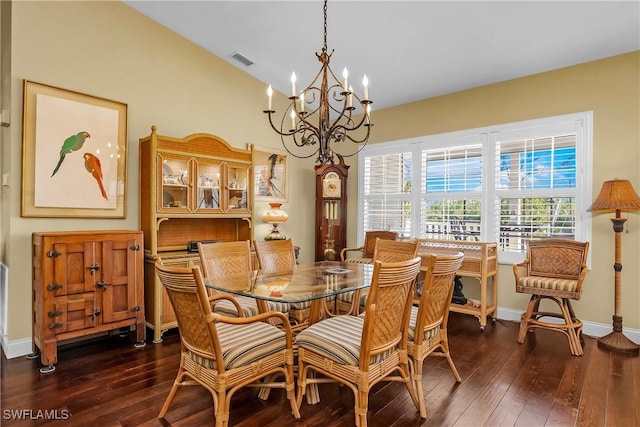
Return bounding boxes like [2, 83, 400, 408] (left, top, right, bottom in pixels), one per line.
[337, 238, 420, 315]
[514, 238, 589, 356]
[340, 230, 398, 263]
[197, 240, 290, 318]
[253, 239, 309, 325]
[407, 252, 464, 419]
[155, 261, 300, 426]
[295, 257, 423, 427]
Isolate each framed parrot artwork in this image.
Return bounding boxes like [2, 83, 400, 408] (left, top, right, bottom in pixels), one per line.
[21, 80, 128, 218]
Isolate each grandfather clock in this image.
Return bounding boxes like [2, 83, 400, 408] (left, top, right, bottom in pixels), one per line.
[315, 155, 349, 261]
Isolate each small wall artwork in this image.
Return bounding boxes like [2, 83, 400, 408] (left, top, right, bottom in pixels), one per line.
[251, 145, 289, 203]
[21, 80, 127, 218]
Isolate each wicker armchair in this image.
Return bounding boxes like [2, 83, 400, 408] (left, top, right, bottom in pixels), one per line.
[198, 241, 290, 318]
[155, 261, 300, 426]
[514, 238, 589, 356]
[340, 230, 398, 263]
[295, 257, 422, 427]
[407, 252, 464, 419]
[337, 238, 419, 315]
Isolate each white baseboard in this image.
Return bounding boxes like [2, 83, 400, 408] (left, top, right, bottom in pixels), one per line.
[497, 307, 640, 343]
[1, 335, 33, 359]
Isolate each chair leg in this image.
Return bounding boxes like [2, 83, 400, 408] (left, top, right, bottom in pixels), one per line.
[517, 295, 539, 343]
[216, 389, 230, 427]
[560, 298, 583, 356]
[408, 357, 428, 419]
[355, 388, 369, 427]
[158, 370, 184, 418]
[441, 349, 462, 382]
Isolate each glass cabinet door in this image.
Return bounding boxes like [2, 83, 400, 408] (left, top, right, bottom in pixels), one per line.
[194, 159, 222, 212]
[225, 163, 250, 213]
[158, 154, 190, 212]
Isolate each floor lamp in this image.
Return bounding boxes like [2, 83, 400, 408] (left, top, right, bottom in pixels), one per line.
[588, 178, 640, 354]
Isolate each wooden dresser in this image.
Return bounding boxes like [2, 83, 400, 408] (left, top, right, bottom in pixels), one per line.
[31, 230, 145, 373]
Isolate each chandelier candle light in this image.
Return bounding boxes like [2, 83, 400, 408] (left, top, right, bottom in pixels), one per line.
[264, 0, 372, 165]
[587, 178, 640, 354]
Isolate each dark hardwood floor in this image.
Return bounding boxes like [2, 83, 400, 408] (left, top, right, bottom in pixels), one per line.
[2, 313, 639, 426]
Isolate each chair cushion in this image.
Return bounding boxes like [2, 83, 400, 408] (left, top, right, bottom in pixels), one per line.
[344, 257, 373, 265]
[296, 316, 364, 365]
[407, 305, 440, 341]
[189, 321, 286, 370]
[518, 276, 580, 294]
[296, 316, 394, 365]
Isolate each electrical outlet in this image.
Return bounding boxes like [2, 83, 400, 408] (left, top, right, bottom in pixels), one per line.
[2, 173, 8, 187]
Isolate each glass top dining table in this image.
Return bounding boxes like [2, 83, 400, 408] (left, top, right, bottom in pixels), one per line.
[204, 261, 374, 325]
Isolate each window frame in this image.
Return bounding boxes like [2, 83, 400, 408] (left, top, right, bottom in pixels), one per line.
[357, 112, 593, 265]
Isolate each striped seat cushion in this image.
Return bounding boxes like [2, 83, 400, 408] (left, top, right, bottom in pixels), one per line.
[214, 294, 290, 317]
[518, 276, 579, 293]
[296, 316, 394, 365]
[188, 321, 286, 370]
[296, 316, 364, 365]
[336, 290, 368, 306]
[407, 305, 440, 341]
[344, 257, 373, 265]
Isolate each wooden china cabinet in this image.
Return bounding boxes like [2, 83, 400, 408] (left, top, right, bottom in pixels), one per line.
[315, 155, 349, 261]
[139, 126, 254, 342]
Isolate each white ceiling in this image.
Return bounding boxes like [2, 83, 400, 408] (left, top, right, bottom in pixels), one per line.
[124, 1, 640, 110]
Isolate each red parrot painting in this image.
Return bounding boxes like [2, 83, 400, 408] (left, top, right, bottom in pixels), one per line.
[83, 153, 108, 200]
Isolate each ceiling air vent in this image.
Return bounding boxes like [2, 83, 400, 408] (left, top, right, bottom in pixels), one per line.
[230, 52, 254, 67]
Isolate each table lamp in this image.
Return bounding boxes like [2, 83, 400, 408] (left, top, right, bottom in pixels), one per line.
[263, 203, 288, 241]
[587, 178, 640, 354]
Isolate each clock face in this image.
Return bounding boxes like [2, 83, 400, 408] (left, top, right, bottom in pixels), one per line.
[323, 172, 341, 198]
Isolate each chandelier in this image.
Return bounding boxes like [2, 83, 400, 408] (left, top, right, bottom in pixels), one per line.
[264, 0, 372, 164]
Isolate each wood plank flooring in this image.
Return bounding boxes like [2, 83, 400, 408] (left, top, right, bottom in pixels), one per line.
[2, 313, 638, 426]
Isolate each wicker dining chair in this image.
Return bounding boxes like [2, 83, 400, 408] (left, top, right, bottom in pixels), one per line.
[253, 239, 297, 274]
[407, 252, 464, 419]
[155, 261, 300, 426]
[336, 238, 420, 315]
[339, 230, 399, 263]
[197, 240, 290, 318]
[295, 257, 422, 427]
[253, 239, 311, 325]
[514, 238, 589, 356]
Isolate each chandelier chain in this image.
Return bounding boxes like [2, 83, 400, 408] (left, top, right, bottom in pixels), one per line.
[323, 0, 328, 52]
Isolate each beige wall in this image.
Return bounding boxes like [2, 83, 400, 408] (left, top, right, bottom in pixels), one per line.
[357, 51, 640, 330]
[5, 0, 317, 348]
[2, 1, 638, 352]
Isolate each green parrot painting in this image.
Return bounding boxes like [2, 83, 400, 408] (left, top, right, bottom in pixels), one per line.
[51, 131, 91, 177]
[83, 152, 108, 200]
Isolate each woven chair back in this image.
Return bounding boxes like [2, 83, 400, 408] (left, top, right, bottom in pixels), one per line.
[414, 252, 464, 335]
[198, 240, 252, 279]
[155, 261, 222, 368]
[361, 257, 422, 362]
[372, 239, 420, 263]
[362, 230, 398, 258]
[526, 238, 589, 279]
[254, 239, 296, 275]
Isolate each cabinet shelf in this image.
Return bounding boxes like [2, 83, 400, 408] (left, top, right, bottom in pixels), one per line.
[139, 126, 255, 343]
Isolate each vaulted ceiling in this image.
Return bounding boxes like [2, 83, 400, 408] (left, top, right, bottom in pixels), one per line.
[124, 1, 640, 110]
